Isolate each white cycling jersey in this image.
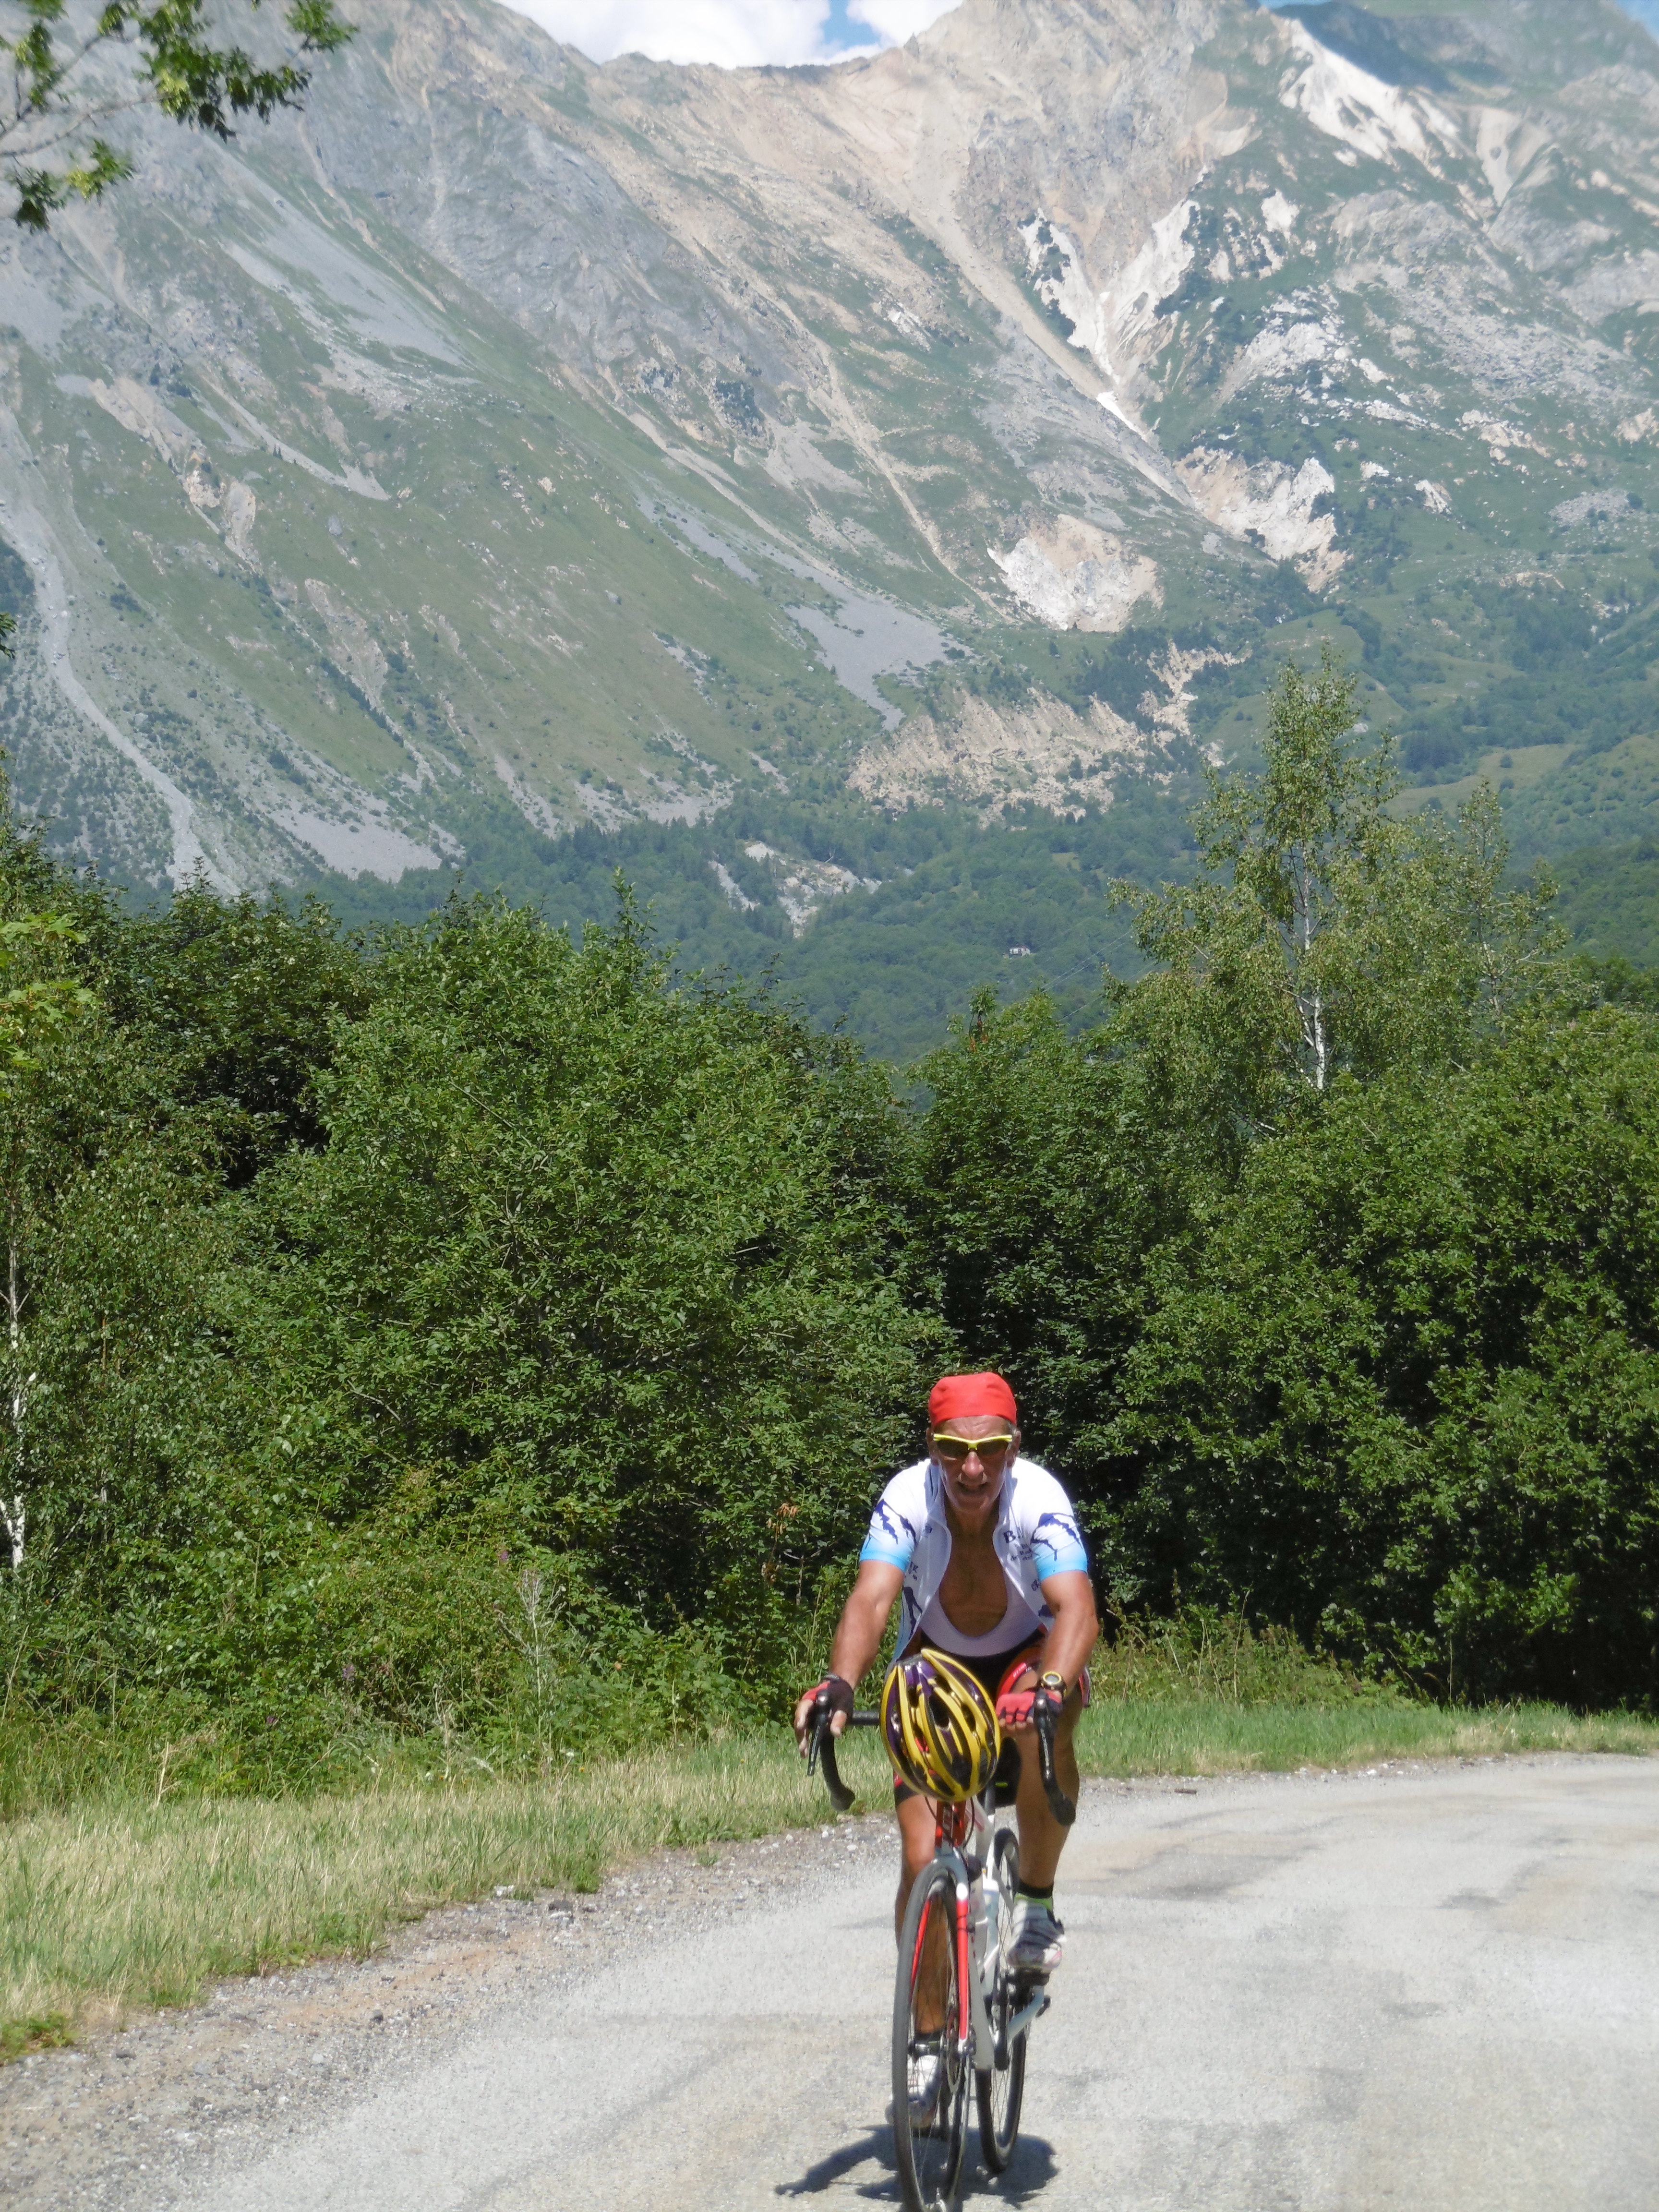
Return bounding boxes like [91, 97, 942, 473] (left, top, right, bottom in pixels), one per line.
[859, 1455, 1089, 1658]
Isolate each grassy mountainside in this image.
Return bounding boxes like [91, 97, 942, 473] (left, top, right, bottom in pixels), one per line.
[5, 0, 1659, 1042]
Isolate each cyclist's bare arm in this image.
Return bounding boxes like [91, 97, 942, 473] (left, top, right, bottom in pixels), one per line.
[1029, 1570, 1098, 1694]
[792, 1559, 902, 1747]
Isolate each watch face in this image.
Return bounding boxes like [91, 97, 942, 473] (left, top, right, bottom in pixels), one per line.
[1040, 1671, 1065, 1691]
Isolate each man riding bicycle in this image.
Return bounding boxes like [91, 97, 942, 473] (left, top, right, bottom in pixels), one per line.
[794, 1370, 1098, 1981]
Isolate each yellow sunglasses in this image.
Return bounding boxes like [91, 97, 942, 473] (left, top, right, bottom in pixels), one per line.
[931, 1431, 1015, 1460]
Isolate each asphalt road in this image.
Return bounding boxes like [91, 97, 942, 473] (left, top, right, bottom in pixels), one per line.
[128, 1757, 1659, 2209]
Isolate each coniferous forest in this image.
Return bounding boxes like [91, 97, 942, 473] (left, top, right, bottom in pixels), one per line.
[3, 651, 1657, 1791]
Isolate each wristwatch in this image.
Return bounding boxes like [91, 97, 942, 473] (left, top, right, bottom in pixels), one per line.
[1039, 1669, 1067, 1698]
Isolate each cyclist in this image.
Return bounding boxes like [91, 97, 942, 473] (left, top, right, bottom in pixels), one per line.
[794, 1370, 1098, 1985]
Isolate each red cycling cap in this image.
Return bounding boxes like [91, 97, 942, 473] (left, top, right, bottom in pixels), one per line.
[929, 1371, 1018, 1426]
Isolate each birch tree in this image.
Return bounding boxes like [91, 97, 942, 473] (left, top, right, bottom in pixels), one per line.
[1109, 644, 1560, 1135]
[0, 912, 94, 1567]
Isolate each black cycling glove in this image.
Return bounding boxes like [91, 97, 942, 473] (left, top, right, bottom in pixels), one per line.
[807, 1672, 855, 1719]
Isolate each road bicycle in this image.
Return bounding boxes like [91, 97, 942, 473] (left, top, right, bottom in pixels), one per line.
[806, 1683, 1075, 2212]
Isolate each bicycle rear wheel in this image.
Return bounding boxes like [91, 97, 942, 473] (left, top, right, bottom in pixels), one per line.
[892, 1857, 970, 2212]
[977, 1827, 1027, 2173]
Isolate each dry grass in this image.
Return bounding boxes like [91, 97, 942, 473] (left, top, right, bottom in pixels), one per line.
[0, 1727, 895, 2042]
[0, 1670, 1653, 2052]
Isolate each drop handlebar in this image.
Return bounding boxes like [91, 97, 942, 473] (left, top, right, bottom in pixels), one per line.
[805, 1696, 878, 1812]
[806, 1687, 1076, 1826]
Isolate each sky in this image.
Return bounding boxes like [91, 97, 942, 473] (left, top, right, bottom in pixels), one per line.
[503, 0, 1659, 89]
[499, 0, 959, 68]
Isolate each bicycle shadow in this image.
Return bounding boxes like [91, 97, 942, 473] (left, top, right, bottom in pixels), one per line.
[774, 2127, 892, 2198]
[981, 2135, 1061, 2202]
[776, 2129, 1058, 2203]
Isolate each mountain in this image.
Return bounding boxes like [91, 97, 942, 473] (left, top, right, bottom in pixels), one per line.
[3, 0, 1659, 1052]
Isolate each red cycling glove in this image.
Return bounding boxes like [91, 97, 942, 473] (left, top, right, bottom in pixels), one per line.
[996, 1679, 1064, 1731]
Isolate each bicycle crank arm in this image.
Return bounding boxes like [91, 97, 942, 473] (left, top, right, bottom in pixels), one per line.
[1004, 1985, 1051, 2044]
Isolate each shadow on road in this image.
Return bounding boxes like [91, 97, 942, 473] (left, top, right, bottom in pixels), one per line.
[775, 2127, 1058, 2202]
[984, 2133, 1059, 2200]
[775, 2127, 893, 2197]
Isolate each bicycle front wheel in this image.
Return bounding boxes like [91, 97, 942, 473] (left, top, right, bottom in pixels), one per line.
[977, 1826, 1027, 2172]
[892, 1856, 971, 2212]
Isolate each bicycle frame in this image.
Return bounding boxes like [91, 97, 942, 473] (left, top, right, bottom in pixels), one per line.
[928, 1796, 1049, 2073]
[806, 1701, 1057, 2069]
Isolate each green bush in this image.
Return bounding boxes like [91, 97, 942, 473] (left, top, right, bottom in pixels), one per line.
[10, 876, 938, 1761]
[1111, 1009, 1659, 1705]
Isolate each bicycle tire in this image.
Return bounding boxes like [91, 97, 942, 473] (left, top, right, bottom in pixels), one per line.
[892, 1856, 971, 2212]
[977, 1827, 1027, 2173]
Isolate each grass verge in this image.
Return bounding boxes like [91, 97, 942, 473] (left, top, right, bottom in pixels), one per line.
[0, 1729, 894, 2044]
[1074, 1695, 1659, 1775]
[1, 1634, 1654, 2049]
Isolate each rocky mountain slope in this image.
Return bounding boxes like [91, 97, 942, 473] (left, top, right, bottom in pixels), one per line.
[2, 0, 1658, 989]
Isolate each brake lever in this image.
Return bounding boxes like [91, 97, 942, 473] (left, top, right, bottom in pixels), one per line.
[1033, 1695, 1077, 1827]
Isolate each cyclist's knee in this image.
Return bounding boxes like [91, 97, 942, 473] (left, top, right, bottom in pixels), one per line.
[897, 1796, 935, 1878]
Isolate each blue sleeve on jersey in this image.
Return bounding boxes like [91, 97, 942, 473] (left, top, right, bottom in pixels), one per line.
[1031, 1507, 1088, 1579]
[861, 1494, 918, 1569]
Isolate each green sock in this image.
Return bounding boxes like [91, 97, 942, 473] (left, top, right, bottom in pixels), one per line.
[1016, 1882, 1054, 1906]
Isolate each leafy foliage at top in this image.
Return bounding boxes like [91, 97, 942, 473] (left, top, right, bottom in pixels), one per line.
[1, 0, 351, 228]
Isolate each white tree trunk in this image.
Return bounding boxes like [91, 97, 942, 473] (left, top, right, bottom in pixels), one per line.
[1294, 842, 1327, 1091]
[2, 1221, 23, 1570]
[0, 1492, 22, 1575]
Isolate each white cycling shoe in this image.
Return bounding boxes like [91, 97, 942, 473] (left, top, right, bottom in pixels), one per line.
[1006, 1897, 1065, 1978]
[906, 2034, 944, 2124]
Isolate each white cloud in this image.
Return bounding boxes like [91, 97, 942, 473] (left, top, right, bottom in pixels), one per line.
[844, 0, 956, 38]
[499, 0, 958, 67]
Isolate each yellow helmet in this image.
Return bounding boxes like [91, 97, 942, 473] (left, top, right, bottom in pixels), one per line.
[880, 1648, 1001, 1803]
